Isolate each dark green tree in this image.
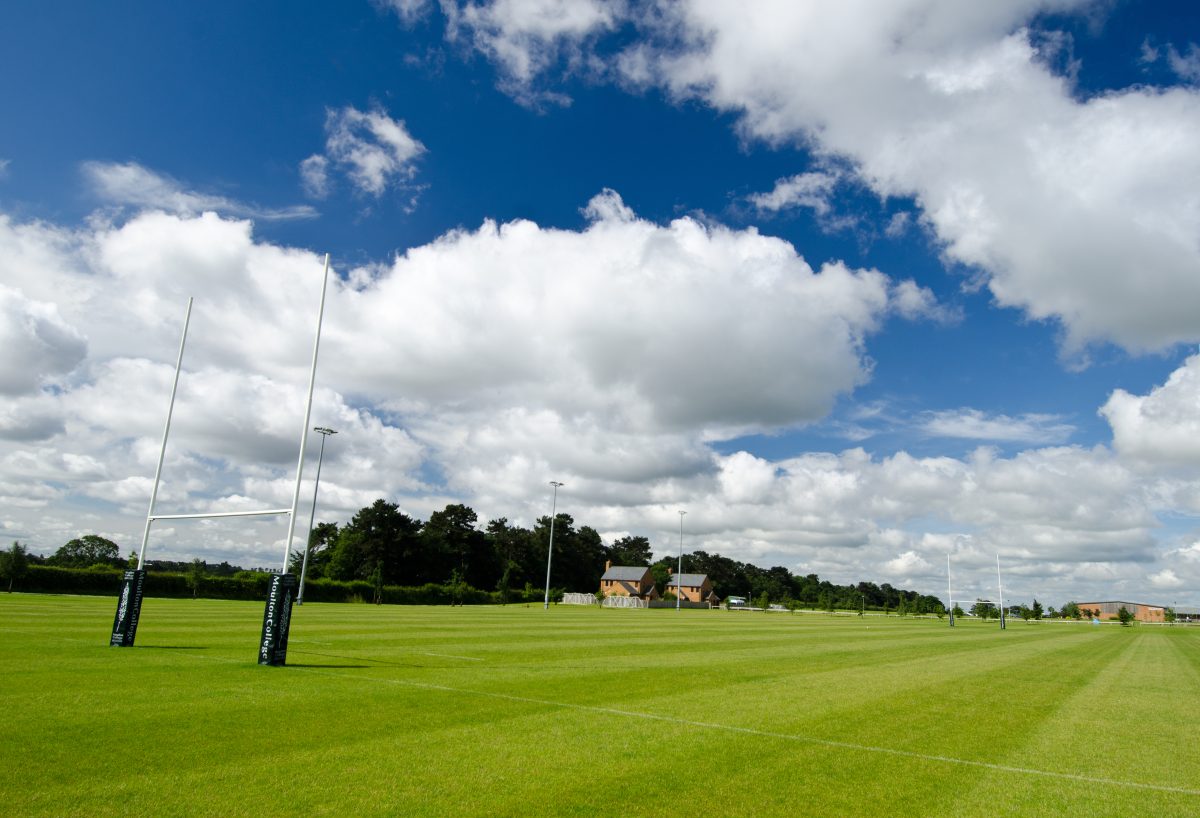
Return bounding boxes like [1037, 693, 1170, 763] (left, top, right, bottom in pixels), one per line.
[650, 562, 672, 596]
[536, 514, 606, 593]
[688, 551, 743, 599]
[1061, 601, 1082, 620]
[496, 559, 518, 604]
[972, 600, 997, 619]
[0, 542, 30, 592]
[325, 500, 420, 584]
[486, 518, 539, 590]
[289, 521, 340, 578]
[370, 564, 383, 604]
[187, 558, 205, 598]
[50, 535, 121, 568]
[1031, 599, 1043, 620]
[1117, 606, 1135, 627]
[607, 535, 652, 566]
[423, 504, 496, 589]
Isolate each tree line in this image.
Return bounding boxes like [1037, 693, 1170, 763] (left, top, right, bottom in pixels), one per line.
[2, 504, 945, 611]
[281, 499, 946, 611]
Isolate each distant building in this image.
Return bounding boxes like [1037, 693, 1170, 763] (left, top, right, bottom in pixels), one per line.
[666, 570, 720, 607]
[599, 562, 659, 601]
[1175, 606, 1199, 623]
[1076, 601, 1165, 623]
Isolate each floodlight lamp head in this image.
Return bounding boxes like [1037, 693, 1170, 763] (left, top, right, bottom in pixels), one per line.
[313, 426, 337, 436]
[549, 480, 564, 488]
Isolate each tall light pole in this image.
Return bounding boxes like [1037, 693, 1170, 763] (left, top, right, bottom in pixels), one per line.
[543, 481, 563, 610]
[297, 426, 336, 604]
[677, 511, 686, 612]
[996, 553, 1006, 631]
[947, 553, 955, 627]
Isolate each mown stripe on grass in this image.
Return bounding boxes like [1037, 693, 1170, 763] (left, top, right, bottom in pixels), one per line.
[283, 661, 1200, 799]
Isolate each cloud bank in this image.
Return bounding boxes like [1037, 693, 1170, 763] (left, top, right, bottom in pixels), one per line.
[1, 193, 1198, 603]
[441, 0, 1200, 356]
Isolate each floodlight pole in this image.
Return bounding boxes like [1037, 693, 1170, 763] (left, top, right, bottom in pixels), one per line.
[543, 481, 563, 610]
[282, 253, 331, 574]
[297, 426, 336, 604]
[677, 511, 686, 611]
[996, 554, 1006, 630]
[138, 296, 193, 569]
[947, 553, 955, 627]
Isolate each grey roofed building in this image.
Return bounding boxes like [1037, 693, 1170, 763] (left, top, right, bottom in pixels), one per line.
[665, 573, 709, 589]
[666, 571, 720, 606]
[601, 565, 653, 582]
[599, 562, 659, 600]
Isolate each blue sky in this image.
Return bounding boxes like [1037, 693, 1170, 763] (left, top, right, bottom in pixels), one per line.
[2, 0, 1200, 607]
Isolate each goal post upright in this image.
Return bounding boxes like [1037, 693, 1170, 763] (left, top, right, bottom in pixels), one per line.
[260, 251, 330, 666]
[112, 252, 333, 665]
[112, 296, 192, 648]
[138, 296, 193, 570]
[281, 253, 331, 575]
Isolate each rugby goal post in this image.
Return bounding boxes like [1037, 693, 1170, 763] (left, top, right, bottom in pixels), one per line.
[110, 254, 331, 668]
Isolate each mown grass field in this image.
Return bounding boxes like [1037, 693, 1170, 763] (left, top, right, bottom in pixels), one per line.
[1, 594, 1197, 817]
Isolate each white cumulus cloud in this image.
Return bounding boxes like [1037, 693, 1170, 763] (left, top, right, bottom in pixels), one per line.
[447, 1, 1200, 356]
[921, 408, 1074, 444]
[1101, 353, 1200, 467]
[0, 285, 86, 396]
[83, 161, 318, 221]
[303, 105, 426, 198]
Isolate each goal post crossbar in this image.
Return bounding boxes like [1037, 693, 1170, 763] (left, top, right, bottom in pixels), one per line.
[148, 509, 292, 522]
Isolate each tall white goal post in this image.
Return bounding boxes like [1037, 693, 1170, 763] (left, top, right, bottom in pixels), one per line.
[110, 254, 332, 668]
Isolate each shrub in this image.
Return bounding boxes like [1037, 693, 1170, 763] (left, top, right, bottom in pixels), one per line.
[16, 565, 536, 606]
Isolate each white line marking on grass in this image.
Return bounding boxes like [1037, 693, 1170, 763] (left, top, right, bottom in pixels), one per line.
[418, 652, 484, 661]
[291, 666, 1200, 799]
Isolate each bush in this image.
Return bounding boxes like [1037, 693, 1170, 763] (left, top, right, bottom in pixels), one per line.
[16, 565, 548, 606]
[23, 565, 124, 595]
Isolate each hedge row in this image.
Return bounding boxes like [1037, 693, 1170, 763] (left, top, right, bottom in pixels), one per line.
[17, 565, 547, 605]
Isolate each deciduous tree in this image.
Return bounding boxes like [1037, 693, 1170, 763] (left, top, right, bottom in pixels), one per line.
[0, 542, 29, 592]
[50, 535, 121, 568]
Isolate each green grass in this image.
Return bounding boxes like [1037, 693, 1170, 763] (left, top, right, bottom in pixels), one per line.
[2, 594, 1197, 817]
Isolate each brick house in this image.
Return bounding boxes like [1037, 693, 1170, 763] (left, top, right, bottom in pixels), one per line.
[599, 562, 660, 600]
[666, 570, 720, 607]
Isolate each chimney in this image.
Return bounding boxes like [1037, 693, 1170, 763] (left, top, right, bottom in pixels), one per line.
[605, 560, 612, 571]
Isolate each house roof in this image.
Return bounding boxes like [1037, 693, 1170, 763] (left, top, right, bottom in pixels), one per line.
[601, 565, 651, 582]
[666, 573, 708, 588]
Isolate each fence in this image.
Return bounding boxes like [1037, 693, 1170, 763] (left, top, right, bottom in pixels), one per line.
[602, 595, 647, 609]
